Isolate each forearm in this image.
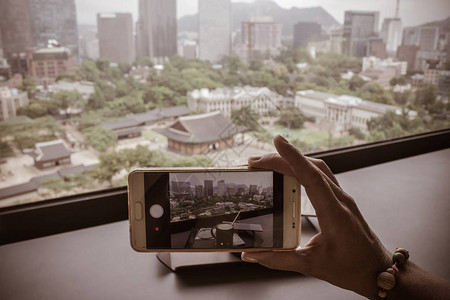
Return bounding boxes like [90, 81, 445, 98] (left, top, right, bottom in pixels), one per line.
[386, 261, 450, 300]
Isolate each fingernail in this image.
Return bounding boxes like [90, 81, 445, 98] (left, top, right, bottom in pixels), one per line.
[242, 255, 258, 263]
[277, 135, 289, 144]
[248, 156, 262, 163]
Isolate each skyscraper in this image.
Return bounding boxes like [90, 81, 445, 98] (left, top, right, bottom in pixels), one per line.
[293, 22, 321, 49]
[343, 11, 379, 58]
[236, 16, 282, 61]
[97, 13, 135, 64]
[0, 0, 34, 56]
[417, 27, 439, 51]
[204, 180, 213, 196]
[28, 0, 79, 60]
[198, 0, 231, 63]
[381, 18, 402, 56]
[0, 0, 78, 62]
[217, 180, 226, 196]
[136, 0, 177, 63]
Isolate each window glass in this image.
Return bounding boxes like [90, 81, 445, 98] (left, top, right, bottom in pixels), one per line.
[0, 0, 449, 208]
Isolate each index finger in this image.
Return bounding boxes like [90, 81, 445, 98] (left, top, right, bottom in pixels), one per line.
[274, 135, 342, 225]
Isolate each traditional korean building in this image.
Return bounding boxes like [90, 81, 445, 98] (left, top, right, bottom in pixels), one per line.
[154, 111, 246, 155]
[27, 139, 74, 169]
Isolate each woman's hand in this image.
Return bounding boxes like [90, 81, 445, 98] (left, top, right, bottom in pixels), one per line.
[241, 135, 391, 299]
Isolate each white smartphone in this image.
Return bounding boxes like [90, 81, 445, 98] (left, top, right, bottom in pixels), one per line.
[128, 167, 301, 252]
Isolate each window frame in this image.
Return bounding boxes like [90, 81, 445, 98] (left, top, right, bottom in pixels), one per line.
[0, 129, 449, 245]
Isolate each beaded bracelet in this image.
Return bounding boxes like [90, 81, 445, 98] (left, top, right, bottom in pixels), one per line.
[376, 248, 409, 299]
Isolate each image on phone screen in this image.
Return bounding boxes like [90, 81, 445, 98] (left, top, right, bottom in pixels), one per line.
[144, 170, 283, 249]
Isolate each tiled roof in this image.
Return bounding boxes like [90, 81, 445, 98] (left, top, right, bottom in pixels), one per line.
[154, 111, 246, 144]
[102, 118, 140, 130]
[32, 140, 73, 162]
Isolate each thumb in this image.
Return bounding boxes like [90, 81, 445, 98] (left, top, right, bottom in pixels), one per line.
[241, 250, 310, 273]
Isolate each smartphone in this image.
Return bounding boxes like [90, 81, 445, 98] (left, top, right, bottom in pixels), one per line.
[128, 167, 301, 252]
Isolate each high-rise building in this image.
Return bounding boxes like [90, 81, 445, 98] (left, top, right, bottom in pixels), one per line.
[204, 180, 213, 196]
[293, 22, 321, 49]
[330, 28, 344, 54]
[396, 45, 419, 72]
[0, 0, 34, 57]
[236, 16, 282, 61]
[367, 37, 387, 59]
[402, 27, 420, 46]
[28, 0, 78, 60]
[343, 11, 379, 58]
[79, 27, 100, 61]
[136, 0, 177, 63]
[0, 87, 29, 121]
[0, 0, 78, 63]
[417, 27, 439, 51]
[381, 18, 402, 56]
[198, 0, 231, 63]
[217, 180, 226, 196]
[97, 13, 135, 64]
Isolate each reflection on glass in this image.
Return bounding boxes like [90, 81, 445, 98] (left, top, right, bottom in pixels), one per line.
[0, 0, 448, 208]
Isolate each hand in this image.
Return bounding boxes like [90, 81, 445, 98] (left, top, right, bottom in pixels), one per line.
[242, 135, 391, 299]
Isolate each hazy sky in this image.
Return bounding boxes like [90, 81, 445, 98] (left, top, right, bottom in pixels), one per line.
[169, 171, 273, 188]
[76, 0, 450, 28]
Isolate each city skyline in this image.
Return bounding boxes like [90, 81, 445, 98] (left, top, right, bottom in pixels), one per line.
[169, 171, 273, 190]
[74, 0, 450, 28]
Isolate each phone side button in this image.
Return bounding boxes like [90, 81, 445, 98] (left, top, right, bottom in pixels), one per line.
[292, 201, 296, 218]
[135, 203, 143, 220]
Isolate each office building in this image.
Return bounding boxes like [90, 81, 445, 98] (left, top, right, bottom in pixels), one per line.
[367, 38, 387, 59]
[187, 86, 282, 119]
[396, 45, 419, 72]
[97, 13, 135, 64]
[330, 28, 344, 54]
[293, 22, 321, 49]
[198, 0, 231, 63]
[343, 11, 379, 58]
[0, 0, 78, 66]
[0, 0, 34, 57]
[362, 56, 407, 75]
[402, 27, 420, 46]
[29, 47, 75, 87]
[417, 27, 439, 51]
[381, 18, 402, 56]
[136, 0, 177, 63]
[79, 28, 99, 61]
[235, 16, 282, 61]
[0, 87, 29, 121]
[437, 71, 450, 98]
[204, 180, 213, 196]
[217, 180, 226, 196]
[28, 0, 78, 59]
[295, 90, 416, 132]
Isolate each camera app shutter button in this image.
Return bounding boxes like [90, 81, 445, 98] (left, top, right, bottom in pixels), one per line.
[150, 204, 164, 219]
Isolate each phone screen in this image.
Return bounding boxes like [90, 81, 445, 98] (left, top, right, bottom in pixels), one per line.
[144, 170, 284, 249]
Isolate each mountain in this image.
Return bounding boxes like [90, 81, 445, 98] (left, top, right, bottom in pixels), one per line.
[419, 16, 450, 33]
[177, 0, 340, 36]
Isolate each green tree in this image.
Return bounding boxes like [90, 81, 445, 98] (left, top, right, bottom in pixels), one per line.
[78, 61, 101, 82]
[19, 76, 36, 98]
[348, 127, 366, 140]
[51, 90, 84, 110]
[389, 75, 408, 86]
[96, 58, 110, 72]
[231, 106, 262, 132]
[83, 127, 117, 151]
[86, 86, 106, 110]
[276, 108, 312, 129]
[414, 83, 437, 110]
[17, 100, 58, 118]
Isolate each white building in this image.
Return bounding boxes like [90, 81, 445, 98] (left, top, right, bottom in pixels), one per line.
[198, 0, 231, 63]
[187, 86, 282, 118]
[0, 87, 29, 121]
[381, 18, 402, 56]
[295, 90, 416, 131]
[362, 56, 407, 75]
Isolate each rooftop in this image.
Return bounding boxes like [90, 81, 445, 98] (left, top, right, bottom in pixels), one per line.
[28, 140, 74, 162]
[154, 111, 246, 144]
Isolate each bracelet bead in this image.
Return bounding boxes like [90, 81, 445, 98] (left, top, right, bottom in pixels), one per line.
[393, 252, 406, 266]
[377, 289, 387, 298]
[377, 271, 396, 290]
